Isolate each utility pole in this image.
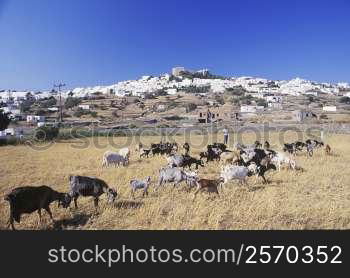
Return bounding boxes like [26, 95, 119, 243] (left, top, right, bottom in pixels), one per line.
[54, 83, 66, 123]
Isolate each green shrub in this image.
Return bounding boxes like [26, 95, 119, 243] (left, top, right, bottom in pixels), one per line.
[34, 126, 59, 141]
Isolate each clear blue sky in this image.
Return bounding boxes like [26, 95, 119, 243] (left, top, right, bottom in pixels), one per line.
[0, 0, 349, 91]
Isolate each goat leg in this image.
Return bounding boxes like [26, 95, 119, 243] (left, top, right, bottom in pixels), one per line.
[37, 209, 42, 226]
[45, 206, 54, 223]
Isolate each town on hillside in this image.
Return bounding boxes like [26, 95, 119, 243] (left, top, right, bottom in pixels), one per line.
[1, 67, 350, 137]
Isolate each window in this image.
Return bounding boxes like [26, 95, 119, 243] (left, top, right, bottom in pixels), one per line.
[199, 112, 202, 117]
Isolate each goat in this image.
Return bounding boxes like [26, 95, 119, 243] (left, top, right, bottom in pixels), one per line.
[182, 156, 204, 170]
[4, 185, 71, 230]
[183, 142, 190, 156]
[193, 178, 224, 200]
[157, 167, 191, 188]
[184, 170, 199, 187]
[270, 152, 296, 171]
[119, 147, 130, 160]
[220, 150, 241, 165]
[129, 176, 151, 199]
[220, 165, 252, 186]
[264, 141, 270, 149]
[69, 175, 117, 209]
[102, 151, 128, 167]
[140, 148, 151, 158]
[325, 144, 331, 155]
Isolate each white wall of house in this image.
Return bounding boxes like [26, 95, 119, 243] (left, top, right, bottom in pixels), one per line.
[240, 105, 264, 113]
[323, 106, 337, 112]
[78, 104, 90, 110]
[27, 115, 46, 123]
[265, 95, 283, 103]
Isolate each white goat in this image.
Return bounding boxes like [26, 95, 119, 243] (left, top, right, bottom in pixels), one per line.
[220, 165, 250, 186]
[119, 147, 130, 160]
[102, 151, 128, 168]
[271, 152, 296, 171]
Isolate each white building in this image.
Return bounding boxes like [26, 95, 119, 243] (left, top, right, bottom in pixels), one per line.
[166, 88, 177, 95]
[323, 106, 337, 112]
[304, 91, 318, 96]
[172, 67, 185, 76]
[0, 128, 15, 137]
[268, 102, 283, 109]
[264, 95, 283, 103]
[27, 115, 45, 123]
[240, 105, 264, 113]
[48, 107, 59, 112]
[78, 104, 90, 110]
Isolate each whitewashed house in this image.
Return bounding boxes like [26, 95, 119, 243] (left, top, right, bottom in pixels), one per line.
[0, 128, 15, 137]
[166, 88, 177, 95]
[48, 107, 59, 112]
[78, 104, 90, 110]
[27, 115, 46, 123]
[265, 95, 283, 103]
[304, 91, 318, 96]
[323, 106, 337, 112]
[240, 105, 264, 113]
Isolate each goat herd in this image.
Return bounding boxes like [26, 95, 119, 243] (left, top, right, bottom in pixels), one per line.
[3, 138, 331, 230]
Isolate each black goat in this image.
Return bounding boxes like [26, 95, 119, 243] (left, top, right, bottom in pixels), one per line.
[69, 176, 117, 209]
[182, 156, 205, 170]
[183, 142, 190, 155]
[4, 185, 71, 230]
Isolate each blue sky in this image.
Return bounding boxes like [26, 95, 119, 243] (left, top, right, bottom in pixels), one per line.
[0, 0, 349, 91]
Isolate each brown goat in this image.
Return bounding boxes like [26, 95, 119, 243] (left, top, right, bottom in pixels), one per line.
[193, 178, 224, 200]
[220, 151, 241, 165]
[325, 144, 331, 155]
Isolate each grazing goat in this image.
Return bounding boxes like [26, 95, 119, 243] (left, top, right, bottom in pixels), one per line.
[208, 143, 227, 152]
[220, 151, 241, 165]
[200, 146, 222, 162]
[157, 167, 191, 188]
[184, 171, 198, 187]
[193, 178, 224, 199]
[4, 185, 71, 230]
[270, 152, 296, 171]
[102, 151, 128, 167]
[119, 147, 130, 160]
[182, 156, 204, 170]
[283, 143, 297, 155]
[220, 165, 251, 186]
[264, 141, 270, 149]
[140, 148, 151, 158]
[130, 176, 151, 199]
[69, 176, 117, 208]
[183, 142, 190, 156]
[306, 139, 324, 148]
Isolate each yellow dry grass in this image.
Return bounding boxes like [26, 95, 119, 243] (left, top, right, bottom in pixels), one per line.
[0, 132, 349, 230]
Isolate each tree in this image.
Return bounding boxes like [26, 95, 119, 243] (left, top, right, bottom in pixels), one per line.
[65, 97, 81, 109]
[256, 99, 268, 107]
[0, 110, 11, 131]
[39, 96, 57, 108]
[185, 103, 197, 113]
[34, 126, 59, 141]
[339, 96, 350, 104]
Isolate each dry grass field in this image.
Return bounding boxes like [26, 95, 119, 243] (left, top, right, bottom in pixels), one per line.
[0, 132, 349, 230]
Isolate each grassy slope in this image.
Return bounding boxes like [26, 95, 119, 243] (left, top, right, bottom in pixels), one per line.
[0, 133, 349, 230]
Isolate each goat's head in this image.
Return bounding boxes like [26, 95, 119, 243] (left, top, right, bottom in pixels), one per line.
[106, 188, 118, 204]
[217, 177, 225, 186]
[58, 193, 72, 208]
